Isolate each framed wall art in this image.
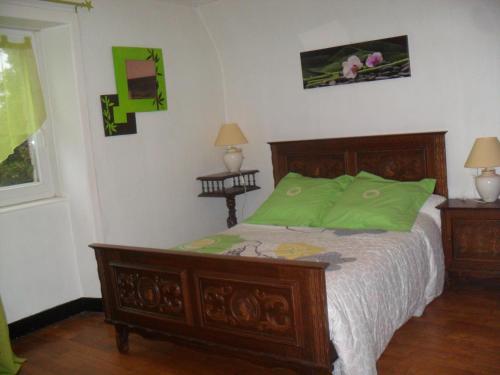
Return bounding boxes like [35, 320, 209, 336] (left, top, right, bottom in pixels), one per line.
[300, 35, 411, 89]
[100, 46, 167, 136]
[100, 94, 137, 136]
[112, 46, 167, 122]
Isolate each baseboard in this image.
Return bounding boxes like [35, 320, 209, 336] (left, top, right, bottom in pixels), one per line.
[8, 297, 103, 339]
[81, 297, 103, 312]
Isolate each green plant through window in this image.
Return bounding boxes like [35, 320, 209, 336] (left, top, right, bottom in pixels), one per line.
[1, 33, 46, 191]
[0, 140, 37, 187]
[0, 30, 56, 206]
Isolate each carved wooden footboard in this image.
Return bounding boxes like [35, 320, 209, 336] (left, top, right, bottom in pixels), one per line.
[90, 243, 337, 375]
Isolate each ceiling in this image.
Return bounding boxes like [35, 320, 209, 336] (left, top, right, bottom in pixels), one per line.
[159, 0, 220, 7]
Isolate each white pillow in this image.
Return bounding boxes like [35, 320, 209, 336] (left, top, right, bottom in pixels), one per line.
[420, 194, 446, 228]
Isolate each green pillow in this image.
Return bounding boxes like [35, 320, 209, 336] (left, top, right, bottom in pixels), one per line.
[319, 171, 436, 232]
[245, 172, 354, 227]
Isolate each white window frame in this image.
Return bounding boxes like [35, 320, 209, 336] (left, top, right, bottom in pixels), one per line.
[0, 28, 57, 207]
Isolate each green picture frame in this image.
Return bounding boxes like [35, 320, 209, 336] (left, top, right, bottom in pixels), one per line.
[111, 46, 167, 123]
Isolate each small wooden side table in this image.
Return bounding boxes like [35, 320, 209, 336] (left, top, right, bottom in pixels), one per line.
[437, 199, 500, 286]
[197, 170, 260, 228]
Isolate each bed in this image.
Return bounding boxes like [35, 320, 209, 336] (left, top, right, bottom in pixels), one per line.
[90, 131, 448, 375]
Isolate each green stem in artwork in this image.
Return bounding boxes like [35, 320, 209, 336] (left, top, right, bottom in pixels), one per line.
[304, 57, 410, 87]
[356, 57, 409, 74]
[101, 96, 117, 135]
[303, 72, 335, 82]
[147, 50, 163, 110]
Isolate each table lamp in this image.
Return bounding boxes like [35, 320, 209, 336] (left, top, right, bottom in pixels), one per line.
[464, 136, 500, 202]
[214, 123, 248, 173]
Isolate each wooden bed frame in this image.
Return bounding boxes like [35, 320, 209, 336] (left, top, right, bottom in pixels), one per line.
[90, 131, 447, 375]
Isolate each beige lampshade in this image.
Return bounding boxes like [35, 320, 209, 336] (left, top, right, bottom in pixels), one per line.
[214, 123, 248, 146]
[464, 137, 500, 168]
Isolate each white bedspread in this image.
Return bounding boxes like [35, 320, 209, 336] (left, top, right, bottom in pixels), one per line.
[326, 214, 444, 375]
[178, 213, 444, 375]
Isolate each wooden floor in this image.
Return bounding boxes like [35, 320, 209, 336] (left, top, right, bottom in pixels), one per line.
[13, 286, 500, 375]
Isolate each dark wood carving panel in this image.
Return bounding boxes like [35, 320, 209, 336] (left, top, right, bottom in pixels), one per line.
[91, 244, 334, 374]
[438, 200, 500, 285]
[269, 132, 448, 196]
[196, 275, 300, 345]
[355, 149, 426, 181]
[112, 265, 190, 323]
[453, 219, 500, 260]
[286, 154, 346, 178]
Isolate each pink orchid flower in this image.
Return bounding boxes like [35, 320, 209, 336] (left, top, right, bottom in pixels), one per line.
[342, 55, 363, 79]
[365, 52, 383, 67]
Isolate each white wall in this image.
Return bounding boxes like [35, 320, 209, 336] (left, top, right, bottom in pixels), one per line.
[39, 22, 102, 303]
[0, 0, 227, 322]
[199, 0, 500, 215]
[0, 200, 82, 322]
[77, 0, 227, 251]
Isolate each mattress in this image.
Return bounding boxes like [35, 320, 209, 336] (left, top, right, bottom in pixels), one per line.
[176, 212, 445, 375]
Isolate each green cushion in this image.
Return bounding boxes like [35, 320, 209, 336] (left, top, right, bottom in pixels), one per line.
[245, 172, 353, 227]
[319, 171, 436, 232]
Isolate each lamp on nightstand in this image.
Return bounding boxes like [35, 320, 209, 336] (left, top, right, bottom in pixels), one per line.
[464, 136, 500, 202]
[214, 123, 248, 173]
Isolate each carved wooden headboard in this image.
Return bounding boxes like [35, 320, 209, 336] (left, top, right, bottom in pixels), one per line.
[269, 131, 448, 197]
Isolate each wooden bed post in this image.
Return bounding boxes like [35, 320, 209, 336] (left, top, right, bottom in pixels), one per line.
[115, 324, 129, 354]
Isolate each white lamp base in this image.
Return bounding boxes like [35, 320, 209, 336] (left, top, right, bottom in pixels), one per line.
[475, 169, 500, 202]
[223, 147, 244, 173]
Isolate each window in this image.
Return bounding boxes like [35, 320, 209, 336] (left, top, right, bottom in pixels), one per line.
[0, 28, 56, 207]
[0, 140, 38, 187]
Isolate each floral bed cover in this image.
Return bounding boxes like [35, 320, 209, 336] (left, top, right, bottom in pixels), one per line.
[175, 213, 444, 375]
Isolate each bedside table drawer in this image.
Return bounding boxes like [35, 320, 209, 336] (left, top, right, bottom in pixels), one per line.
[438, 199, 500, 285]
[452, 219, 500, 260]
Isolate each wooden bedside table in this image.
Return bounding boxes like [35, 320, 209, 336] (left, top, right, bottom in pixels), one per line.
[437, 199, 500, 286]
[197, 170, 260, 228]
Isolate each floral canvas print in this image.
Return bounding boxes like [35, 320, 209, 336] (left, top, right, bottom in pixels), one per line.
[300, 35, 411, 89]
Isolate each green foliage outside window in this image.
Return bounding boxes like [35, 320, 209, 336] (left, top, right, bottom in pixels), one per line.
[0, 141, 36, 187]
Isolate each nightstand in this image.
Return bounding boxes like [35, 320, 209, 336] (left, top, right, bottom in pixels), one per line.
[437, 199, 500, 286]
[197, 170, 260, 228]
